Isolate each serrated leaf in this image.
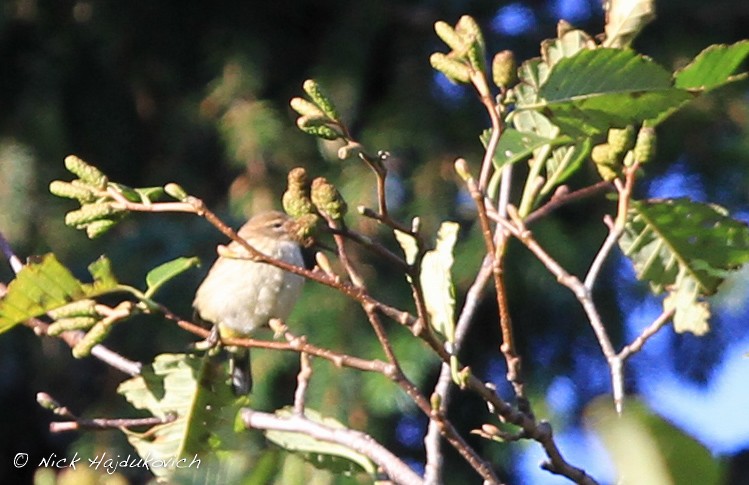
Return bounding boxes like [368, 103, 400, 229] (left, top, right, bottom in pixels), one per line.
[620, 199, 749, 294]
[265, 407, 377, 476]
[420, 222, 459, 342]
[674, 40, 749, 92]
[118, 353, 248, 479]
[604, 0, 656, 48]
[523, 49, 692, 136]
[0, 254, 119, 333]
[145, 256, 200, 298]
[619, 199, 749, 334]
[664, 268, 710, 335]
[541, 28, 596, 67]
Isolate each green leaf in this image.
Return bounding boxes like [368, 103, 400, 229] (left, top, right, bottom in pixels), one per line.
[118, 353, 249, 480]
[481, 128, 571, 169]
[523, 49, 692, 136]
[674, 40, 749, 92]
[0, 254, 119, 333]
[619, 198, 749, 334]
[541, 137, 592, 194]
[265, 407, 377, 476]
[420, 222, 460, 342]
[586, 397, 724, 485]
[145, 256, 200, 298]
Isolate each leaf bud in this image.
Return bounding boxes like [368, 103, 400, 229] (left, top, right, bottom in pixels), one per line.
[456, 15, 486, 72]
[311, 177, 347, 221]
[164, 183, 189, 201]
[283, 168, 314, 218]
[492, 50, 518, 88]
[72, 320, 113, 358]
[48, 316, 99, 336]
[302, 79, 339, 121]
[296, 119, 342, 140]
[634, 126, 657, 164]
[64, 155, 108, 189]
[434, 21, 468, 53]
[48, 299, 99, 320]
[607, 125, 635, 154]
[49, 180, 96, 203]
[85, 219, 118, 239]
[64, 203, 123, 228]
[430, 53, 471, 84]
[290, 97, 327, 119]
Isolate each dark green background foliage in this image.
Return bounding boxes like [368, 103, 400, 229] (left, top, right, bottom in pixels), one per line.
[1, 1, 749, 483]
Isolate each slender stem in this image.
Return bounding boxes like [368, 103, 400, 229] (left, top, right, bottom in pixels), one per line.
[618, 308, 674, 360]
[472, 71, 502, 192]
[50, 414, 176, 433]
[242, 409, 424, 485]
[461, 162, 525, 400]
[293, 351, 312, 415]
[584, 223, 624, 292]
[518, 126, 560, 217]
[524, 181, 614, 226]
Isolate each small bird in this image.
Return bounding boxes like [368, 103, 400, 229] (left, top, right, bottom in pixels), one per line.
[193, 211, 305, 394]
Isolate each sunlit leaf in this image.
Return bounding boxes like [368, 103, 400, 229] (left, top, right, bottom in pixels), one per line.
[664, 268, 711, 335]
[523, 49, 692, 136]
[619, 198, 749, 334]
[674, 40, 749, 92]
[118, 353, 249, 479]
[145, 256, 200, 298]
[420, 222, 460, 342]
[0, 254, 119, 333]
[265, 407, 377, 476]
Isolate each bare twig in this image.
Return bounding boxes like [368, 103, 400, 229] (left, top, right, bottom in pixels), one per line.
[618, 307, 674, 361]
[39, 391, 176, 432]
[50, 414, 176, 433]
[243, 408, 424, 485]
[293, 351, 312, 415]
[524, 181, 614, 226]
[459, 160, 525, 402]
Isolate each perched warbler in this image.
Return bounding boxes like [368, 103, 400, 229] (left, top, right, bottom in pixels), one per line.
[193, 211, 305, 394]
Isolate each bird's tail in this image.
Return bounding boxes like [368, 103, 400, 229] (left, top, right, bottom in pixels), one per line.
[228, 346, 252, 395]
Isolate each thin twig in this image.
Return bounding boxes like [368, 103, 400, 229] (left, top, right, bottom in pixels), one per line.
[618, 308, 674, 360]
[459, 160, 525, 401]
[524, 181, 614, 226]
[293, 351, 312, 415]
[50, 415, 176, 433]
[243, 408, 424, 485]
[166, 311, 392, 374]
